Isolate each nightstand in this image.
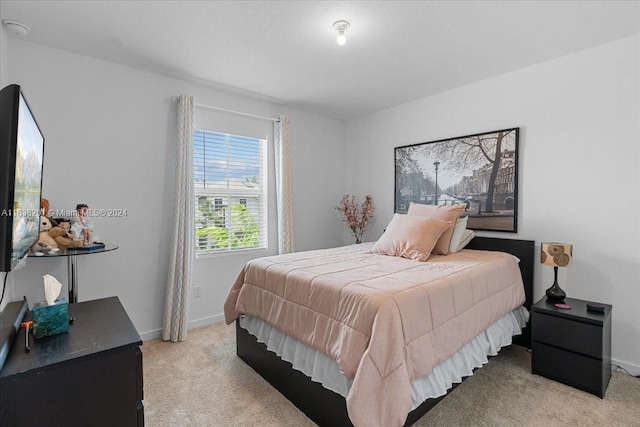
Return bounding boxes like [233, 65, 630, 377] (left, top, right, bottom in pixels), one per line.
[0, 297, 144, 426]
[532, 297, 612, 397]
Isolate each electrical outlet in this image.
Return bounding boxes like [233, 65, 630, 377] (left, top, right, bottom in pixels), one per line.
[194, 286, 202, 298]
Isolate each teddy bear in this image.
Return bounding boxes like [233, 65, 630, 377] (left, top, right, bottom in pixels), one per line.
[48, 225, 84, 251]
[37, 216, 58, 249]
[40, 198, 50, 218]
[30, 241, 54, 255]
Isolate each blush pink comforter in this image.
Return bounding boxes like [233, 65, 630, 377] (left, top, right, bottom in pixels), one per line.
[224, 243, 525, 427]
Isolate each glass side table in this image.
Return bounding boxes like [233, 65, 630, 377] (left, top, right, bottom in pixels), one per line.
[29, 244, 118, 303]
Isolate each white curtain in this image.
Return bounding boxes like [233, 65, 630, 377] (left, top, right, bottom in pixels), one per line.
[274, 115, 294, 254]
[163, 95, 195, 342]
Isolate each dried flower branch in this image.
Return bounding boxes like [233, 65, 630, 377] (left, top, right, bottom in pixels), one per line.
[335, 194, 374, 244]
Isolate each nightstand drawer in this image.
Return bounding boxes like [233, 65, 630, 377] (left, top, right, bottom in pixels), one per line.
[532, 342, 606, 397]
[532, 312, 602, 359]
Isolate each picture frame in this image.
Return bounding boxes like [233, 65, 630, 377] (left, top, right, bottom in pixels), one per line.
[395, 127, 519, 233]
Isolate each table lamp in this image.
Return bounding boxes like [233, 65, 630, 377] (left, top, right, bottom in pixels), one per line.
[541, 242, 573, 301]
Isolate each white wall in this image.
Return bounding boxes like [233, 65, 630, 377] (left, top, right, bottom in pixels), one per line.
[5, 39, 346, 338]
[345, 35, 640, 373]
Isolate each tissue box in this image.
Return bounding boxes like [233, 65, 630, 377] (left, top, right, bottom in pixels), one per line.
[32, 298, 69, 339]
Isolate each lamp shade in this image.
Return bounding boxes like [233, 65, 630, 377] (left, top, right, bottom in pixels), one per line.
[541, 242, 572, 267]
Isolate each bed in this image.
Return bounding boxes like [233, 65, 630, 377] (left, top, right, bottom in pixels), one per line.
[225, 236, 534, 427]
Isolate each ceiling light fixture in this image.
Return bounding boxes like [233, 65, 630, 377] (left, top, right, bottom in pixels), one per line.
[2, 20, 30, 37]
[333, 20, 350, 46]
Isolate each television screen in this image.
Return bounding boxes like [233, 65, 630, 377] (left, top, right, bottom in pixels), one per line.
[0, 85, 45, 272]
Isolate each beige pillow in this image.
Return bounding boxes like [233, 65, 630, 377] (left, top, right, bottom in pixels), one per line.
[407, 202, 466, 255]
[370, 214, 451, 262]
[453, 229, 475, 253]
[448, 216, 469, 253]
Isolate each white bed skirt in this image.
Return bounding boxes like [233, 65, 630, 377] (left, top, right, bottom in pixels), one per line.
[240, 306, 529, 410]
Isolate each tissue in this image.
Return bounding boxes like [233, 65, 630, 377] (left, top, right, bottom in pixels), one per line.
[43, 274, 62, 305]
[32, 274, 69, 339]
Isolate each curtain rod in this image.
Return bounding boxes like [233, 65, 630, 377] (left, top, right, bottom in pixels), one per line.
[194, 102, 280, 122]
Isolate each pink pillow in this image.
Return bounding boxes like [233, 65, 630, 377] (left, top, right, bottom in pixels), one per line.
[407, 202, 466, 255]
[370, 214, 451, 262]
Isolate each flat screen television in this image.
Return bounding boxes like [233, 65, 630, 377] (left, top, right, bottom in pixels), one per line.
[0, 84, 45, 272]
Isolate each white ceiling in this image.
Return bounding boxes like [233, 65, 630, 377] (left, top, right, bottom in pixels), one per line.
[2, 1, 639, 120]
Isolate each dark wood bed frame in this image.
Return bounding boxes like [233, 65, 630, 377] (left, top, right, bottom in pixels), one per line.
[236, 237, 535, 427]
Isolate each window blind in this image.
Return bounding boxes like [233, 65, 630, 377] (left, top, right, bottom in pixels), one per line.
[194, 129, 267, 254]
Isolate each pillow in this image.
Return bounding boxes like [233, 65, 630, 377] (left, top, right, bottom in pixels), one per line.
[453, 229, 475, 253]
[407, 202, 466, 255]
[370, 213, 451, 262]
[448, 216, 469, 253]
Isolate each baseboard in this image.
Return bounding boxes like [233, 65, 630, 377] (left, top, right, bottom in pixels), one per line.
[189, 313, 225, 330]
[139, 312, 225, 341]
[612, 358, 640, 377]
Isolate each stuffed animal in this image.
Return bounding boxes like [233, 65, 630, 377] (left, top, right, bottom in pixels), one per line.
[56, 219, 75, 239]
[48, 226, 84, 251]
[30, 241, 54, 255]
[40, 198, 50, 218]
[37, 216, 58, 249]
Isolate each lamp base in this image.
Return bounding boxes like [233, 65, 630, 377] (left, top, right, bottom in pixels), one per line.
[545, 282, 566, 301]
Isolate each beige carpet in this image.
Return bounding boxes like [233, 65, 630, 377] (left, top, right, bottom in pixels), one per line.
[142, 322, 640, 427]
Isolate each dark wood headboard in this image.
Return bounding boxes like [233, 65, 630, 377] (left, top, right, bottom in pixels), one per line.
[465, 236, 534, 347]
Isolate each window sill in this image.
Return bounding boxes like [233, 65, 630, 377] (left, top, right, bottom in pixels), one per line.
[196, 246, 269, 259]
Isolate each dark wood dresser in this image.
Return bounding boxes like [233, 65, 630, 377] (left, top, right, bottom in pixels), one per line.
[0, 296, 143, 426]
[532, 297, 612, 397]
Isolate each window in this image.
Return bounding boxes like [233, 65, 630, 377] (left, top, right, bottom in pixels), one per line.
[194, 129, 267, 254]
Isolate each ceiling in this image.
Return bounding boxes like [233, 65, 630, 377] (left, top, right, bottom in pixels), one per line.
[2, 1, 639, 120]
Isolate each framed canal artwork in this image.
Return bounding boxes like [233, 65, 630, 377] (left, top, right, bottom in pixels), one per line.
[394, 127, 519, 233]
